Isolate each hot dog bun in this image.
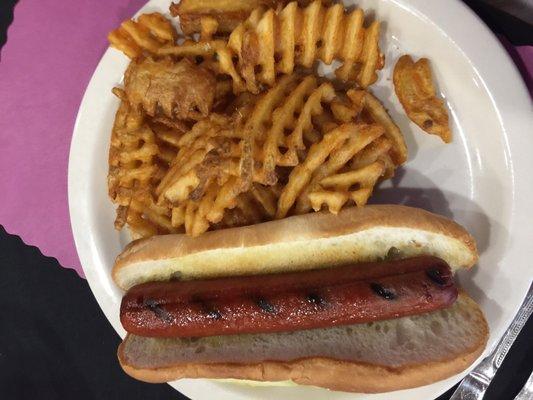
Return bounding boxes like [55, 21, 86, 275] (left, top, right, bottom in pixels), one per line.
[113, 205, 478, 290]
[118, 292, 488, 393]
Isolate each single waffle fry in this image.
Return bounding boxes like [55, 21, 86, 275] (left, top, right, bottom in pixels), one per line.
[318, 3, 344, 64]
[242, 74, 299, 141]
[363, 92, 408, 165]
[393, 55, 452, 143]
[137, 13, 177, 42]
[283, 82, 336, 164]
[309, 161, 385, 212]
[108, 13, 177, 59]
[170, 0, 286, 35]
[108, 101, 163, 210]
[294, 123, 384, 214]
[255, 9, 276, 88]
[124, 57, 217, 120]
[276, 123, 353, 218]
[259, 76, 318, 183]
[319, 161, 385, 191]
[158, 39, 219, 57]
[225, 0, 383, 92]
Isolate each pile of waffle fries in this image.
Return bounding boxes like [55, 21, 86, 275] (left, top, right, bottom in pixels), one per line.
[107, 0, 412, 237]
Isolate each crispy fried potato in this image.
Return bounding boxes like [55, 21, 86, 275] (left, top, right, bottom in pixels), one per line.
[257, 76, 337, 185]
[363, 92, 408, 165]
[308, 160, 385, 213]
[108, 66, 406, 238]
[170, 0, 288, 35]
[108, 13, 177, 59]
[124, 57, 217, 120]
[393, 55, 452, 143]
[226, 0, 383, 92]
[160, 0, 383, 93]
[108, 98, 182, 236]
[276, 123, 354, 218]
[294, 123, 385, 214]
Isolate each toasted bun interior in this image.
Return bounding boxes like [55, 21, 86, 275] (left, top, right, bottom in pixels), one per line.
[113, 205, 478, 290]
[118, 292, 488, 392]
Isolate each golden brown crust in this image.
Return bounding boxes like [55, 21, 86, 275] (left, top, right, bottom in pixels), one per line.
[170, 0, 288, 35]
[117, 293, 488, 392]
[119, 349, 483, 392]
[113, 205, 478, 288]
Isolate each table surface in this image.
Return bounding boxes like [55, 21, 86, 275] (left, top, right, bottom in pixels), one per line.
[0, 1, 531, 399]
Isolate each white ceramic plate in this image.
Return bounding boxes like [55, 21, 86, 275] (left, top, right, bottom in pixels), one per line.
[68, 0, 533, 399]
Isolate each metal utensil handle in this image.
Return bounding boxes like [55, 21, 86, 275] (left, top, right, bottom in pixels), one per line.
[490, 282, 533, 369]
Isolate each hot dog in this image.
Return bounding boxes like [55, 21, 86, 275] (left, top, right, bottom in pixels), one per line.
[112, 205, 488, 393]
[121, 256, 457, 337]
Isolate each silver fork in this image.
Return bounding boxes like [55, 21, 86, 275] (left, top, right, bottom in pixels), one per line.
[449, 282, 533, 400]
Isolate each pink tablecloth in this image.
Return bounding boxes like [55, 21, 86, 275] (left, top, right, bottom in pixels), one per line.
[0, 1, 531, 278]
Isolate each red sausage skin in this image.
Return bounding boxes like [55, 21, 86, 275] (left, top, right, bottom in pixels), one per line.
[120, 256, 457, 338]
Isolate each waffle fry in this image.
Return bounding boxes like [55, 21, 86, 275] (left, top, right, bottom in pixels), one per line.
[276, 123, 354, 218]
[257, 76, 337, 184]
[170, 0, 287, 35]
[124, 57, 217, 120]
[158, 0, 383, 93]
[294, 123, 385, 214]
[206, 176, 242, 223]
[108, 74, 407, 238]
[108, 100, 158, 207]
[363, 92, 408, 165]
[393, 55, 452, 143]
[108, 97, 184, 237]
[309, 160, 386, 213]
[108, 13, 177, 59]
[225, 0, 383, 92]
[104, 1, 458, 243]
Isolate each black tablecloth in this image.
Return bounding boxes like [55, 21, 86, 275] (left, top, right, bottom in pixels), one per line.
[1, 1, 531, 399]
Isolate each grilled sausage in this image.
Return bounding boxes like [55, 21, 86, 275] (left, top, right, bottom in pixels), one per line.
[120, 256, 457, 338]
